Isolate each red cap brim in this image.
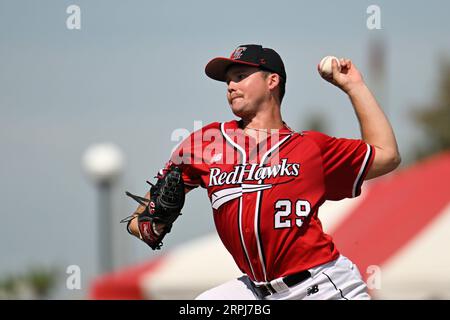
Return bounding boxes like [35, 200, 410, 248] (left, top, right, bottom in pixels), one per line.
[205, 57, 260, 82]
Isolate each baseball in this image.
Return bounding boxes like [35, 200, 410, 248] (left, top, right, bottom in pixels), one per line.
[319, 56, 341, 77]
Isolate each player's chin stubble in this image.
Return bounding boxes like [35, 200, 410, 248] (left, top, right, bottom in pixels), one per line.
[230, 99, 249, 118]
[229, 97, 253, 116]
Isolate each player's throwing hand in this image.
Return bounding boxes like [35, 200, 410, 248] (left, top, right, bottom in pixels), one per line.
[319, 58, 364, 94]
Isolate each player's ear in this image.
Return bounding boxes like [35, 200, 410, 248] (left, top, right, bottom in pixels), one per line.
[267, 73, 280, 91]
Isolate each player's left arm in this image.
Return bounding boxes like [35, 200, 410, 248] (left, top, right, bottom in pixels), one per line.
[321, 58, 401, 180]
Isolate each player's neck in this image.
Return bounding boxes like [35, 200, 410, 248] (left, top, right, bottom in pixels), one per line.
[240, 105, 284, 130]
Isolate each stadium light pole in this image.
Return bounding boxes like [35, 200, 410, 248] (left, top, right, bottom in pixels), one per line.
[82, 143, 124, 274]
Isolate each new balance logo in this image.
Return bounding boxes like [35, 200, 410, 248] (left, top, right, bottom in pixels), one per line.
[307, 285, 319, 296]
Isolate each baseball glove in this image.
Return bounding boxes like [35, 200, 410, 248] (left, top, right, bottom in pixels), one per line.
[120, 163, 185, 250]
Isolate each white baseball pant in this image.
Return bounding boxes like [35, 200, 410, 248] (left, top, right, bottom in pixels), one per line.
[195, 255, 370, 300]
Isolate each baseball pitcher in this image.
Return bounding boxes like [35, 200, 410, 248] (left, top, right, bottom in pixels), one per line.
[122, 44, 401, 300]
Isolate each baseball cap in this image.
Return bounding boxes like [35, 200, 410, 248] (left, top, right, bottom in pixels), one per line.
[205, 44, 287, 82]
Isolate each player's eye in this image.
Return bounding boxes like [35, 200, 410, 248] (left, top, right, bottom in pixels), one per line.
[237, 73, 247, 80]
[226, 72, 248, 85]
[230, 74, 246, 83]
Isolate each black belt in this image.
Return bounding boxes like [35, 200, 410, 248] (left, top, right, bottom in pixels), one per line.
[251, 270, 312, 299]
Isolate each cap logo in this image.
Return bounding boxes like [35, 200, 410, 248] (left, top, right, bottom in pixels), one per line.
[230, 47, 247, 60]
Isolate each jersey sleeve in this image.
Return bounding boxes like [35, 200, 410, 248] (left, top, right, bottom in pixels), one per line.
[166, 133, 203, 189]
[159, 122, 220, 189]
[306, 131, 376, 200]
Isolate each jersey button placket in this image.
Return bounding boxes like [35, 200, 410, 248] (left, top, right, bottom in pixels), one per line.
[241, 192, 258, 280]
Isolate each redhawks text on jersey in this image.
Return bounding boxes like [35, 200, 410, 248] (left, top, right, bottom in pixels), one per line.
[163, 120, 375, 283]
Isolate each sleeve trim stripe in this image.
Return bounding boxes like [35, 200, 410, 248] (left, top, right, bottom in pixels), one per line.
[352, 144, 373, 197]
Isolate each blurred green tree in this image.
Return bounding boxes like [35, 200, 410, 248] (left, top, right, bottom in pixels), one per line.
[414, 58, 450, 159]
[24, 266, 59, 299]
[0, 266, 58, 299]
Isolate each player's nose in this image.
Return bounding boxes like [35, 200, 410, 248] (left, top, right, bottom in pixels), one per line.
[227, 80, 238, 94]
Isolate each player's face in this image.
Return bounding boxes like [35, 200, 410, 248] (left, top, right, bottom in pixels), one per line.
[225, 65, 269, 118]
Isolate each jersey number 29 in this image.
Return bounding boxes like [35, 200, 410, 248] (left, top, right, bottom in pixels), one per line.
[274, 199, 311, 229]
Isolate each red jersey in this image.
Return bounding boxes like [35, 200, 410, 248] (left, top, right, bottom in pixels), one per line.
[164, 120, 375, 283]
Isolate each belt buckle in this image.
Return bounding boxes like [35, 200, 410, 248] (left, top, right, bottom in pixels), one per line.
[254, 282, 276, 299]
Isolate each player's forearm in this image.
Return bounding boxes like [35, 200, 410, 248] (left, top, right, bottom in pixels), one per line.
[346, 83, 401, 169]
[127, 191, 150, 237]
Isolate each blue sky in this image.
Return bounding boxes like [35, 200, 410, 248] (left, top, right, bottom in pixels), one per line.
[1, 0, 449, 298]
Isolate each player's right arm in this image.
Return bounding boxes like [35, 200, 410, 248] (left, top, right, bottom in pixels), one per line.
[323, 58, 401, 179]
[346, 82, 401, 180]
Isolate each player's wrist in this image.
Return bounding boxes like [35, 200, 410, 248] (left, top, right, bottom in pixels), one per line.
[128, 217, 141, 237]
[343, 81, 367, 97]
